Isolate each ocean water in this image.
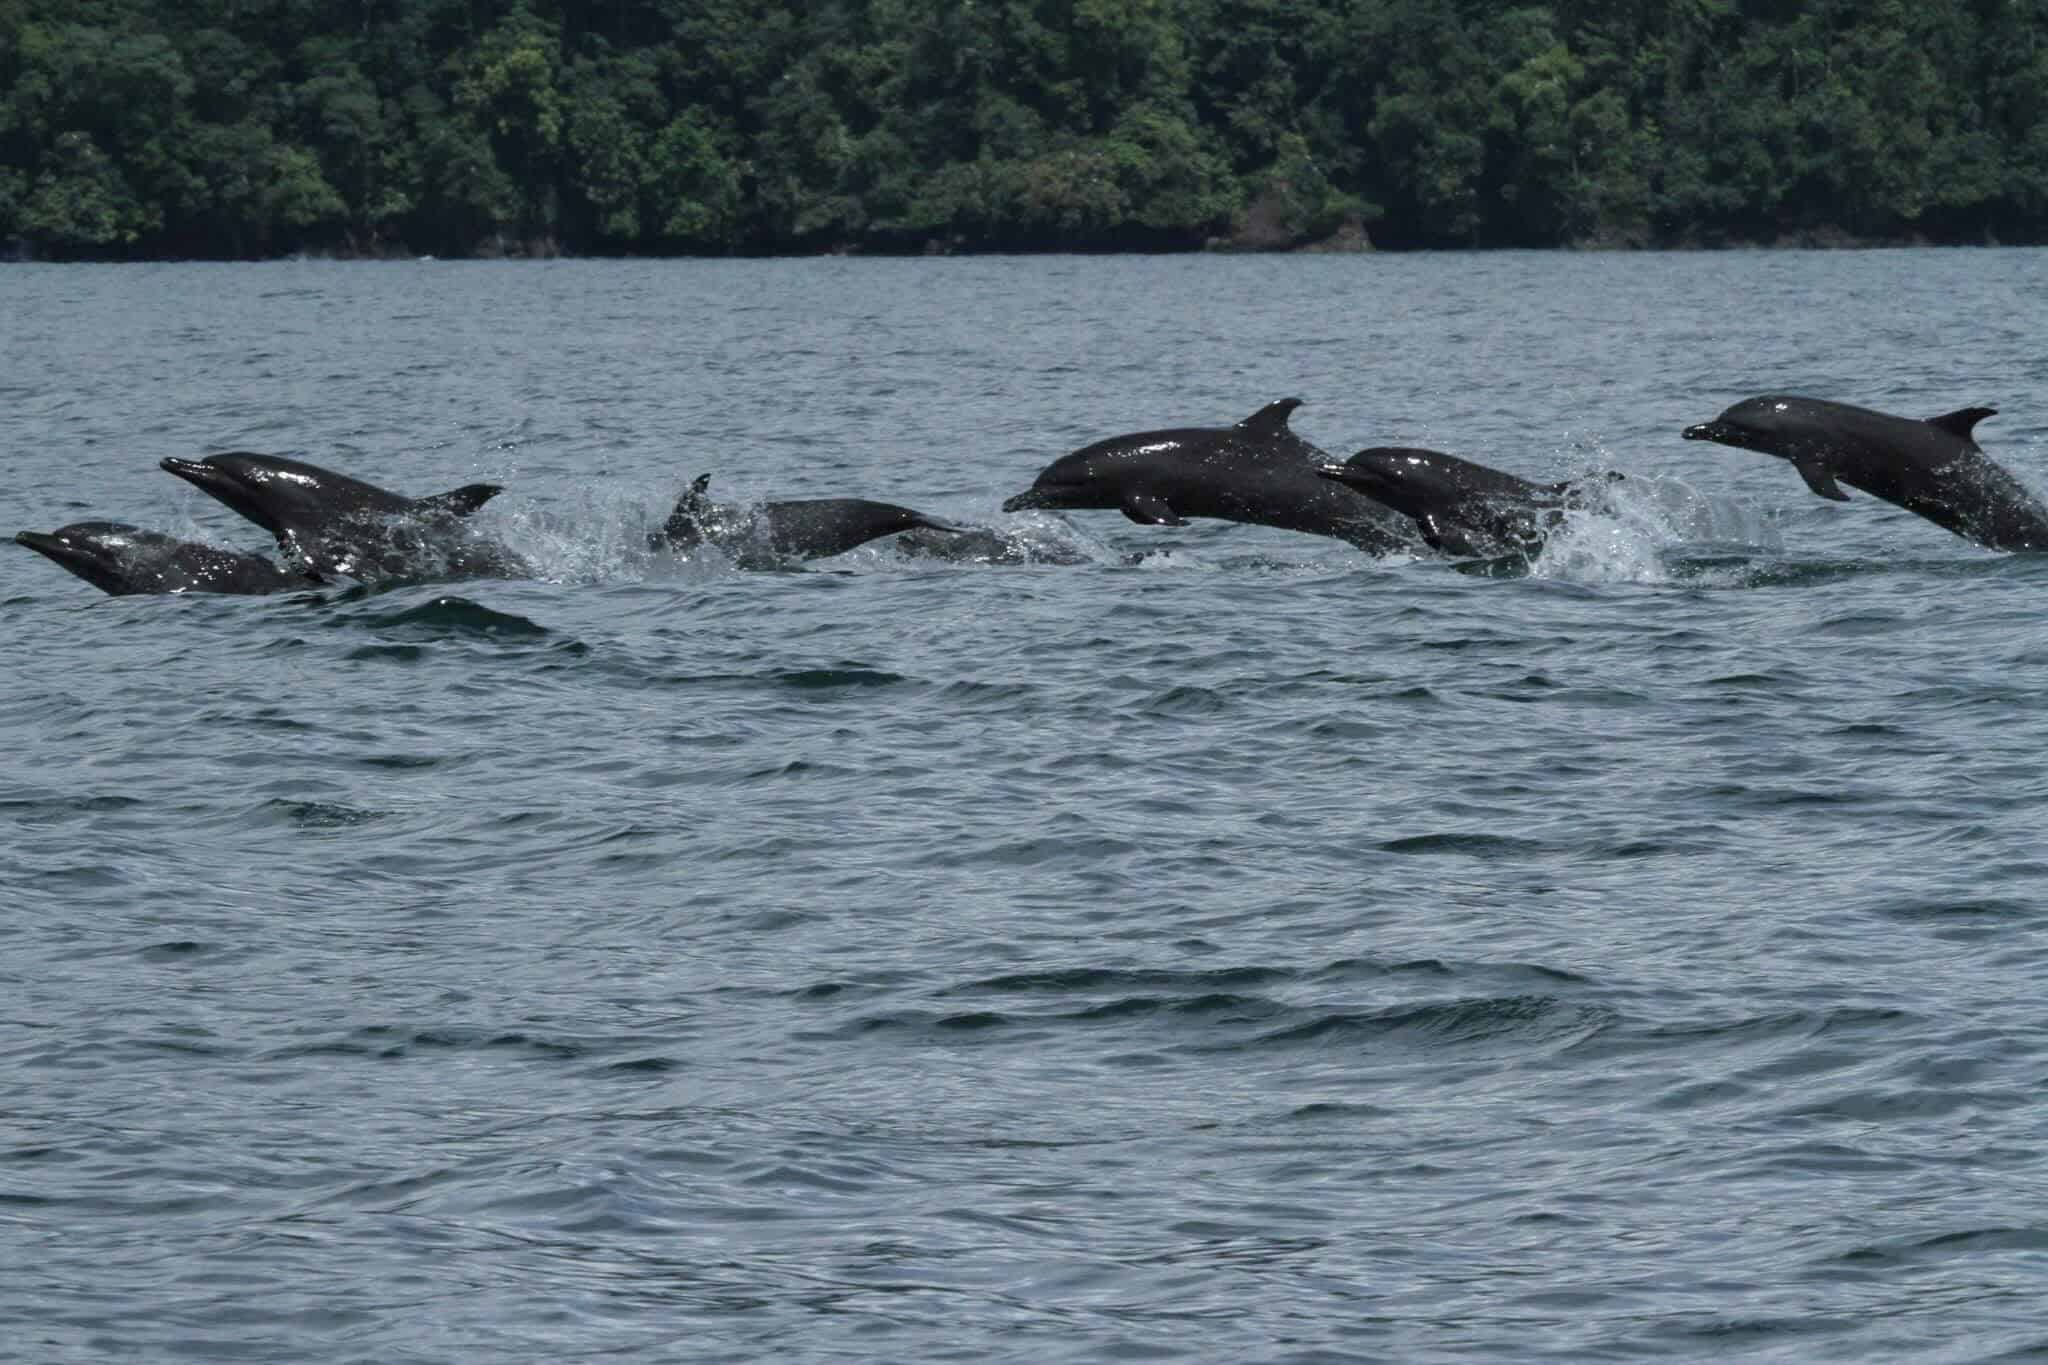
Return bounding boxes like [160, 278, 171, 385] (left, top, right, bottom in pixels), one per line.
[6, 251, 2048, 1362]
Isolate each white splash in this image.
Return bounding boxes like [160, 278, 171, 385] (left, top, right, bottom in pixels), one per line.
[1529, 473, 1780, 585]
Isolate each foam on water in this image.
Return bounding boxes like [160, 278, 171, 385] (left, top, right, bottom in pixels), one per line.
[1529, 473, 1784, 584]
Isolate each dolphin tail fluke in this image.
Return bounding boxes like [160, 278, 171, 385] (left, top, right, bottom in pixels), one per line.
[1927, 406, 1998, 441]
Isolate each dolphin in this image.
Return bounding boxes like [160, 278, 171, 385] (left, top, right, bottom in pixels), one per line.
[159, 452, 531, 583]
[1000, 398, 1415, 553]
[1681, 395, 2048, 551]
[651, 474, 969, 568]
[15, 522, 318, 596]
[890, 524, 1099, 566]
[1316, 447, 1623, 559]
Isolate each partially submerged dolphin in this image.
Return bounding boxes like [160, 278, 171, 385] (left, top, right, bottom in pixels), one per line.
[1682, 395, 2048, 551]
[891, 522, 1106, 566]
[15, 521, 317, 596]
[1001, 399, 1415, 553]
[160, 453, 531, 583]
[1316, 448, 1623, 559]
[652, 474, 969, 568]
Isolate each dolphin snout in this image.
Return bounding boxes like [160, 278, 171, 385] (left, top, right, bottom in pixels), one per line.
[1681, 423, 1723, 441]
[1315, 461, 1390, 495]
[160, 456, 226, 488]
[1002, 490, 1049, 513]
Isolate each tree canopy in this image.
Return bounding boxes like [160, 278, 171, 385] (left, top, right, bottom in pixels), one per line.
[3, 0, 2045, 258]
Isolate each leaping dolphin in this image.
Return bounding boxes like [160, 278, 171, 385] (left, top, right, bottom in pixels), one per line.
[1681, 395, 2048, 551]
[160, 452, 532, 583]
[652, 474, 969, 568]
[1316, 448, 1623, 559]
[1001, 399, 1416, 553]
[15, 522, 318, 596]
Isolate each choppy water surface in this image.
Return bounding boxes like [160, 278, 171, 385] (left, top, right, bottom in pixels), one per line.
[7, 252, 2048, 1362]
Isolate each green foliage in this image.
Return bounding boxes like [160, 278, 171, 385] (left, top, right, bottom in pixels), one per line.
[23, 130, 156, 244]
[1, 0, 2044, 256]
[644, 109, 739, 247]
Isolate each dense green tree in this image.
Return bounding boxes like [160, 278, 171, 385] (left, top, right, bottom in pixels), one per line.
[3, 0, 2047, 257]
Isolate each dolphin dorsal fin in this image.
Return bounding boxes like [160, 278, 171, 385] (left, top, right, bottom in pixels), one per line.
[416, 483, 503, 517]
[1927, 406, 1997, 441]
[1235, 398, 1305, 438]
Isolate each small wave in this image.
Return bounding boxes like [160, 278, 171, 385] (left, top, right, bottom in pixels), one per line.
[1283, 1101, 1399, 1121]
[822, 984, 1614, 1062]
[1836, 1225, 2048, 1267]
[359, 752, 443, 770]
[337, 595, 549, 639]
[1248, 994, 1615, 1053]
[1137, 683, 1232, 717]
[1865, 896, 2035, 921]
[1663, 554, 1884, 589]
[599, 1056, 685, 1075]
[266, 1026, 587, 1063]
[774, 666, 906, 689]
[345, 642, 426, 662]
[0, 794, 144, 822]
[1377, 831, 1548, 857]
[919, 834, 1140, 868]
[137, 940, 211, 961]
[945, 965, 1295, 995]
[256, 799, 389, 830]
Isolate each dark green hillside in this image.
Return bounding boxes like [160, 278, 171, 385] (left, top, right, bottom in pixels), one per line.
[3, 0, 2044, 258]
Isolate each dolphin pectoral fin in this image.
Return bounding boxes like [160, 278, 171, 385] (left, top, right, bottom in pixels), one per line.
[1794, 461, 1852, 502]
[1120, 491, 1187, 526]
[1233, 397, 1305, 439]
[416, 483, 503, 517]
[1927, 406, 1997, 441]
[1417, 513, 1490, 557]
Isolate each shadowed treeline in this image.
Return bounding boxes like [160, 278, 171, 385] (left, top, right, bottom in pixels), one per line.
[4, 0, 2046, 260]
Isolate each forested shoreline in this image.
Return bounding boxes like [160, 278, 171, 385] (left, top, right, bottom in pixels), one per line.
[4, 0, 2047, 261]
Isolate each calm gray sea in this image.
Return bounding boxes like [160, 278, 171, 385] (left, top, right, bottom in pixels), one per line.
[6, 252, 2048, 1363]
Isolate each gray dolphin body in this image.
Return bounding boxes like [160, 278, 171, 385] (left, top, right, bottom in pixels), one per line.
[15, 521, 318, 596]
[653, 474, 968, 568]
[1682, 395, 2048, 551]
[1001, 399, 1416, 553]
[160, 453, 530, 583]
[1316, 447, 1623, 559]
